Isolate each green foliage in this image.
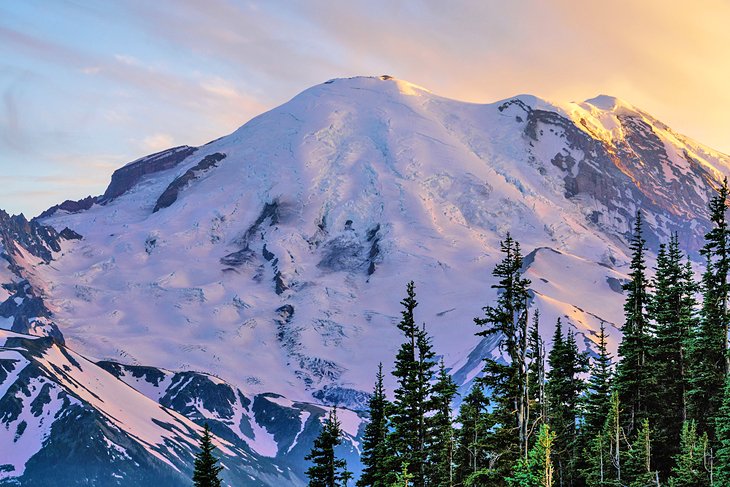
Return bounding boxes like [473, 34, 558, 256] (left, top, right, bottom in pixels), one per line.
[454, 383, 491, 486]
[646, 234, 697, 477]
[615, 211, 652, 439]
[668, 421, 711, 487]
[359, 363, 393, 487]
[389, 281, 437, 487]
[427, 360, 458, 486]
[583, 322, 614, 441]
[546, 319, 588, 486]
[688, 178, 730, 440]
[715, 375, 730, 484]
[192, 423, 224, 487]
[623, 419, 657, 487]
[507, 423, 554, 487]
[305, 409, 353, 487]
[474, 234, 532, 480]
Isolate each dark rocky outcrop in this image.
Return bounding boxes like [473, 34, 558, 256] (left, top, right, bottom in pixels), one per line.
[37, 195, 98, 219]
[98, 145, 198, 204]
[153, 152, 226, 212]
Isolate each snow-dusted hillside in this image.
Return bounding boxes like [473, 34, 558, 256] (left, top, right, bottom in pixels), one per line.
[1, 75, 728, 484]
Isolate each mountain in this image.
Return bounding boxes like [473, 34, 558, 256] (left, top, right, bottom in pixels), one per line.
[1, 75, 728, 485]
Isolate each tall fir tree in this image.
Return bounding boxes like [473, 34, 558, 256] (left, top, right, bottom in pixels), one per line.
[545, 320, 588, 487]
[427, 360, 458, 486]
[305, 409, 353, 487]
[615, 210, 652, 438]
[646, 234, 697, 478]
[582, 322, 614, 442]
[358, 363, 392, 487]
[474, 234, 532, 483]
[193, 423, 224, 487]
[453, 383, 491, 487]
[688, 177, 730, 441]
[389, 281, 437, 487]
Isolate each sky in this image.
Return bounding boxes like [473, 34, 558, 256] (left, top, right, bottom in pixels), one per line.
[1, 0, 729, 217]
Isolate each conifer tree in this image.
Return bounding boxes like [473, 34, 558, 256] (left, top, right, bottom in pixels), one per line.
[427, 360, 458, 486]
[615, 211, 651, 438]
[474, 234, 532, 481]
[545, 320, 588, 487]
[668, 421, 711, 487]
[688, 178, 730, 440]
[715, 375, 730, 485]
[305, 409, 353, 487]
[582, 322, 613, 442]
[507, 424, 555, 487]
[359, 363, 392, 487]
[454, 383, 490, 486]
[527, 310, 547, 434]
[389, 281, 436, 487]
[193, 423, 224, 487]
[646, 234, 697, 477]
[623, 419, 658, 487]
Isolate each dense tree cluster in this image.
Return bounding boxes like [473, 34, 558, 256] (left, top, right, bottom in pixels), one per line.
[303, 180, 730, 486]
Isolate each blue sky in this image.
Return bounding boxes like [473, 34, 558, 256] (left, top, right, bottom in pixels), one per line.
[2, 0, 729, 217]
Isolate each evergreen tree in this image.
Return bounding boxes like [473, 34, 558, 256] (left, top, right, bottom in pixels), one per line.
[688, 177, 730, 440]
[474, 234, 532, 482]
[527, 310, 547, 435]
[646, 234, 697, 478]
[615, 211, 652, 438]
[582, 322, 614, 441]
[507, 424, 555, 487]
[389, 281, 437, 487]
[305, 409, 353, 487]
[581, 432, 620, 487]
[454, 383, 491, 487]
[193, 424, 224, 487]
[545, 320, 588, 487]
[623, 419, 658, 487]
[668, 421, 711, 487]
[427, 360, 458, 486]
[715, 375, 730, 485]
[359, 363, 392, 487]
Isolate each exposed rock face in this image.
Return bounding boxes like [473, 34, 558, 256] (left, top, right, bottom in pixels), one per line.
[99, 145, 198, 203]
[521, 104, 716, 252]
[1, 331, 363, 486]
[37, 195, 98, 219]
[0, 211, 62, 267]
[153, 152, 227, 212]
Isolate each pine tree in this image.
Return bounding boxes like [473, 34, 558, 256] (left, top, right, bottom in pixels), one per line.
[305, 409, 353, 487]
[389, 281, 436, 487]
[507, 423, 555, 487]
[688, 177, 730, 440]
[192, 423, 224, 487]
[545, 320, 588, 487]
[646, 234, 697, 478]
[615, 211, 652, 438]
[427, 360, 458, 486]
[668, 421, 711, 487]
[454, 383, 491, 487]
[582, 322, 614, 442]
[359, 363, 392, 487]
[715, 375, 730, 485]
[474, 234, 532, 482]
